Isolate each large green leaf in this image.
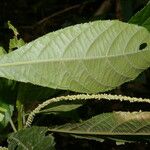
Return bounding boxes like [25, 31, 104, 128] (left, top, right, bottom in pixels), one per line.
[0, 20, 149, 93]
[49, 112, 150, 142]
[8, 126, 55, 150]
[129, 1, 150, 31]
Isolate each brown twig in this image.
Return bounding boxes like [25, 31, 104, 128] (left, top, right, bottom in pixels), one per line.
[94, 0, 112, 17]
[35, 4, 81, 26]
[115, 0, 123, 20]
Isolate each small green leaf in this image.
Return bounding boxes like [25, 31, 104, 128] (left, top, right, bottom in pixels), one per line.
[0, 99, 14, 128]
[8, 21, 19, 37]
[9, 37, 25, 51]
[49, 111, 150, 142]
[36, 101, 82, 122]
[41, 104, 82, 113]
[39, 100, 82, 114]
[0, 47, 6, 56]
[8, 126, 55, 150]
[7, 21, 25, 52]
[129, 1, 150, 31]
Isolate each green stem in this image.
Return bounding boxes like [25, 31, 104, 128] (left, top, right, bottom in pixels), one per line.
[16, 99, 24, 130]
[9, 117, 17, 132]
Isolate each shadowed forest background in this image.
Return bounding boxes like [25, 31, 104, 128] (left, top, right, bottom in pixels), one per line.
[0, 0, 149, 46]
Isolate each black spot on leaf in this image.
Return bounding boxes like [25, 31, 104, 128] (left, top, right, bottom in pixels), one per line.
[139, 43, 147, 50]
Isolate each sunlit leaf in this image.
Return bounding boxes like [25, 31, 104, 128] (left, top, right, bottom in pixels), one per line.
[0, 20, 149, 93]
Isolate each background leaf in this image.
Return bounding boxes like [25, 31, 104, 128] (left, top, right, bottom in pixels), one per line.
[9, 38, 25, 51]
[0, 20, 149, 93]
[36, 100, 83, 122]
[129, 1, 150, 31]
[8, 21, 19, 37]
[49, 111, 150, 142]
[0, 47, 6, 56]
[39, 101, 82, 114]
[0, 98, 13, 128]
[7, 21, 25, 52]
[8, 126, 55, 150]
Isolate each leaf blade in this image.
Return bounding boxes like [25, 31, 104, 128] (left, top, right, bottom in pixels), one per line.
[49, 112, 150, 141]
[8, 126, 55, 150]
[129, 1, 150, 31]
[0, 99, 14, 128]
[0, 20, 149, 93]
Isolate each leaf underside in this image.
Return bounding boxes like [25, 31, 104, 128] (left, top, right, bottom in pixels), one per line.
[49, 111, 150, 142]
[0, 20, 149, 93]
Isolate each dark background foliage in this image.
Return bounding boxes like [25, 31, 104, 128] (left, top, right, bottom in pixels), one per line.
[0, 0, 148, 46]
[0, 0, 150, 149]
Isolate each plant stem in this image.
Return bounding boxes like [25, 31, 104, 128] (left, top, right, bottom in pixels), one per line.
[9, 118, 17, 132]
[16, 99, 24, 130]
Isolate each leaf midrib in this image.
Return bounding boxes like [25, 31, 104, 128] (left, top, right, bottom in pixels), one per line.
[0, 49, 147, 68]
[49, 129, 150, 136]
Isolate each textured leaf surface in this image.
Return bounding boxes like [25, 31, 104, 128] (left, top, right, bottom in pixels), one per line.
[49, 112, 150, 141]
[8, 126, 55, 150]
[129, 1, 150, 31]
[0, 20, 150, 93]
